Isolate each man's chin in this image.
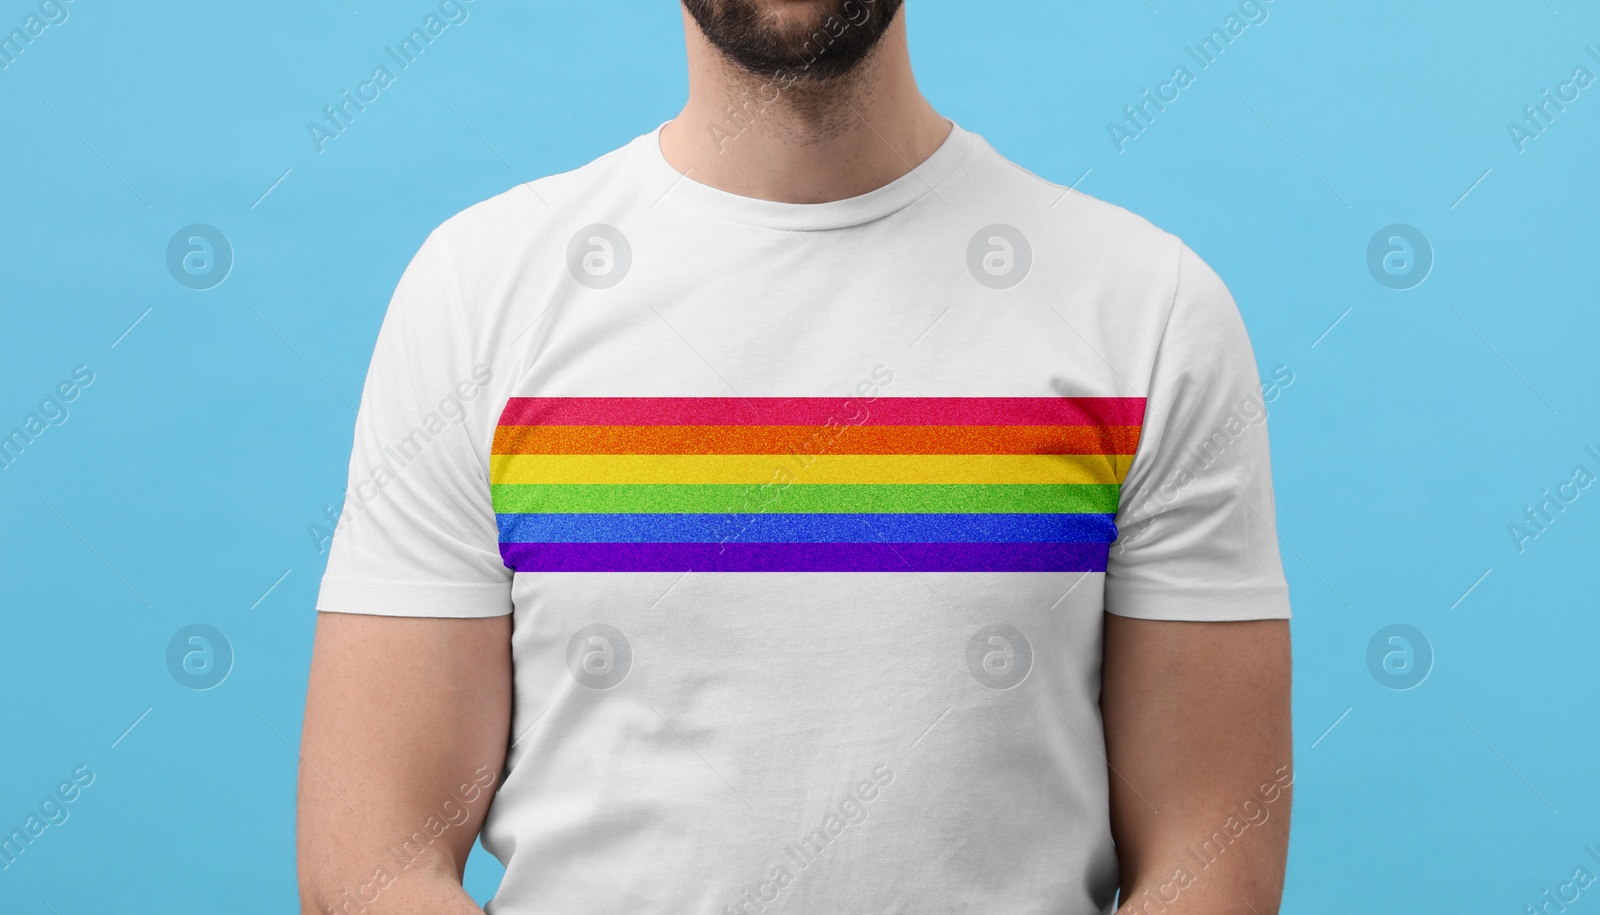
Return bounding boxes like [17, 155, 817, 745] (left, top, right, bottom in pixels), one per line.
[684, 0, 903, 83]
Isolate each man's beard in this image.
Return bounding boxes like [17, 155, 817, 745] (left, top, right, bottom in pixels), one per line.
[681, 0, 904, 83]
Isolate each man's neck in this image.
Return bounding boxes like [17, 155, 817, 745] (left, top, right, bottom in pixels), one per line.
[659, 10, 950, 205]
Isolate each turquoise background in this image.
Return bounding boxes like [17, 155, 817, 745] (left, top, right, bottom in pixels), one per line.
[2, 1, 1597, 912]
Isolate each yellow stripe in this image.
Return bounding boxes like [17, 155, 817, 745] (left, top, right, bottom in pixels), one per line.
[489, 453, 1131, 486]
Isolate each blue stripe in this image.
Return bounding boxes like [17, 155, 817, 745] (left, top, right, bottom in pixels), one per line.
[495, 513, 1118, 544]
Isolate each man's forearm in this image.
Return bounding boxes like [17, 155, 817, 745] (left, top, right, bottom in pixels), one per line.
[300, 861, 486, 915]
[1111, 766, 1292, 915]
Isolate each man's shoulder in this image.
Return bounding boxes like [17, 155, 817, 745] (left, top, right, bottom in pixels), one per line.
[964, 135, 1185, 270]
[430, 134, 647, 251]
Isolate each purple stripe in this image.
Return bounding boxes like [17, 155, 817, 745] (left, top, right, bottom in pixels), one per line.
[499, 542, 1110, 572]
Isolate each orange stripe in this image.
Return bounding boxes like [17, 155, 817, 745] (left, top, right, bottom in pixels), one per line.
[492, 424, 1142, 456]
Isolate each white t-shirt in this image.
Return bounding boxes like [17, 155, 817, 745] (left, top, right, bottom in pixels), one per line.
[318, 121, 1290, 915]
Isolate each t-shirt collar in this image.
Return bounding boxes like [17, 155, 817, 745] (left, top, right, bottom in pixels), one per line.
[633, 118, 975, 232]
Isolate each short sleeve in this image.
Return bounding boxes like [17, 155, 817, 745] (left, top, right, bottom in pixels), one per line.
[315, 230, 513, 618]
[1104, 244, 1291, 621]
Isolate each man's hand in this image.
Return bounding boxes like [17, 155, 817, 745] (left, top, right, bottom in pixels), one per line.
[297, 612, 513, 915]
[1102, 615, 1292, 915]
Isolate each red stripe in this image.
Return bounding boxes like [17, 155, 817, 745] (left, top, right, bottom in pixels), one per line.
[496, 397, 1146, 427]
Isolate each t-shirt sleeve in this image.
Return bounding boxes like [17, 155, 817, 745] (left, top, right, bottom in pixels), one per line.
[1103, 243, 1291, 622]
[315, 229, 513, 618]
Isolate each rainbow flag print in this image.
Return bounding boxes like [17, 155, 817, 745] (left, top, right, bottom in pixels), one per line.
[489, 397, 1144, 572]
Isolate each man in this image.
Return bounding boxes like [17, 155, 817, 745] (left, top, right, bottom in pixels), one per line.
[298, 2, 1293, 913]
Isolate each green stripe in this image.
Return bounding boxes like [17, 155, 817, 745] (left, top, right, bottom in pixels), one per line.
[491, 483, 1122, 514]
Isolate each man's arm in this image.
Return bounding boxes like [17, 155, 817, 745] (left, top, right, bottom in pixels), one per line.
[1101, 615, 1293, 915]
[297, 612, 513, 915]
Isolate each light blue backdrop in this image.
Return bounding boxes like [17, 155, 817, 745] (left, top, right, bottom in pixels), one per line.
[2, 1, 1596, 912]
